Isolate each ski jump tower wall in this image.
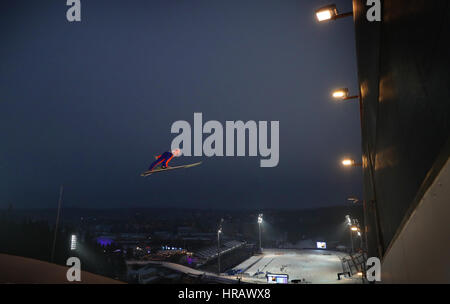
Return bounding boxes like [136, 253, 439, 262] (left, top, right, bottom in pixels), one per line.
[352, 0, 450, 283]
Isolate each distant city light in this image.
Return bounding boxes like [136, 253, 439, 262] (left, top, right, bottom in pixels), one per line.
[70, 234, 77, 251]
[96, 237, 113, 247]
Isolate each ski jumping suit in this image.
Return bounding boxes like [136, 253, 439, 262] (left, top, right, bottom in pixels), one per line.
[148, 151, 174, 170]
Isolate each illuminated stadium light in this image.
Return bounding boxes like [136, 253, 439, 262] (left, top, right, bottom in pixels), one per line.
[332, 88, 359, 101]
[342, 159, 355, 166]
[332, 88, 349, 99]
[315, 4, 337, 22]
[70, 234, 77, 251]
[315, 4, 353, 23]
[258, 214, 263, 252]
[341, 158, 362, 167]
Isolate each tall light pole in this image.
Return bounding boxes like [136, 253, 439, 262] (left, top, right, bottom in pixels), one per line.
[345, 215, 354, 254]
[51, 185, 64, 263]
[217, 218, 223, 275]
[353, 219, 363, 251]
[357, 229, 363, 250]
[347, 196, 368, 254]
[258, 214, 263, 253]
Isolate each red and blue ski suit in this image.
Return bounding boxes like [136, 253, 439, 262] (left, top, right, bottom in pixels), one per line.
[148, 151, 174, 171]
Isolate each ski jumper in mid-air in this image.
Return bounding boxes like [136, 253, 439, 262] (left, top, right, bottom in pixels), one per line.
[141, 148, 201, 176]
[148, 148, 182, 171]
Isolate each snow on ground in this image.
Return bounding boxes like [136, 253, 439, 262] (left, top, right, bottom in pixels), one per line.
[231, 255, 262, 271]
[231, 249, 360, 284]
[126, 249, 362, 284]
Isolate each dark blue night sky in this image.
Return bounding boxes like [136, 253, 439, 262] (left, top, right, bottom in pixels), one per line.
[1, 0, 362, 209]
